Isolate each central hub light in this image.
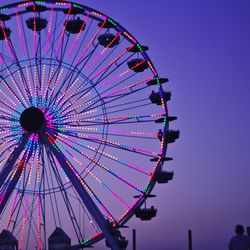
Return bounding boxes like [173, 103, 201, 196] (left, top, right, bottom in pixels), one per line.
[19, 107, 46, 132]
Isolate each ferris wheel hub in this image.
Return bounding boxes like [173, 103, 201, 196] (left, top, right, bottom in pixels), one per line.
[19, 107, 45, 132]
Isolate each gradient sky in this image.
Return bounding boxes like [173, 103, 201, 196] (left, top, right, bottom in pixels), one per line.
[1, 0, 250, 250]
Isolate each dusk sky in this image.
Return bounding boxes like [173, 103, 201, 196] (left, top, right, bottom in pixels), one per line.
[1, 0, 250, 250]
[78, 1, 250, 249]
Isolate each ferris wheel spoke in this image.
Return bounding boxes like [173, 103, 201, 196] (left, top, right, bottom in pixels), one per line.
[60, 130, 159, 158]
[0, 114, 18, 122]
[47, 17, 95, 101]
[47, 45, 89, 108]
[41, 132, 123, 250]
[0, 141, 19, 160]
[59, 74, 138, 116]
[45, 131, 116, 221]
[11, 192, 39, 248]
[0, 2, 172, 248]
[44, 146, 83, 242]
[44, 145, 62, 227]
[60, 128, 156, 142]
[62, 99, 152, 123]
[44, 132, 114, 220]
[0, 57, 30, 107]
[0, 133, 31, 190]
[90, 43, 134, 81]
[91, 53, 135, 89]
[67, 13, 90, 58]
[0, 21, 15, 60]
[67, 189, 100, 235]
[61, 20, 101, 93]
[84, 32, 122, 71]
[20, 14, 39, 102]
[57, 130, 149, 185]
[0, 133, 20, 144]
[100, 77, 152, 100]
[57, 130, 151, 176]
[104, 97, 150, 112]
[86, 37, 126, 80]
[0, 74, 27, 109]
[59, 112, 161, 127]
[76, 19, 106, 66]
[4, 16, 35, 104]
[50, 131, 144, 193]
[55, 4, 72, 58]
[0, 137, 33, 217]
[80, 73, 143, 115]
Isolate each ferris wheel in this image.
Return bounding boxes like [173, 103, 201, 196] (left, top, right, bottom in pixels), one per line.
[0, 1, 179, 249]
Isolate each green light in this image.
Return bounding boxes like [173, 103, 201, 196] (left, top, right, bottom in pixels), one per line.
[164, 117, 167, 125]
[144, 183, 150, 192]
[137, 44, 143, 52]
[82, 238, 91, 245]
[108, 18, 117, 26]
[156, 77, 161, 87]
[0, 8, 8, 12]
[73, 4, 83, 9]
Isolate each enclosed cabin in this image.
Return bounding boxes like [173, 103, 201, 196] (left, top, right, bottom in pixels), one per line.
[26, 4, 48, 32]
[158, 129, 180, 143]
[0, 230, 18, 250]
[98, 33, 120, 48]
[135, 206, 157, 221]
[97, 20, 120, 48]
[0, 14, 11, 40]
[149, 90, 171, 105]
[127, 58, 148, 72]
[65, 17, 85, 34]
[126, 43, 149, 72]
[48, 227, 71, 250]
[155, 170, 174, 184]
[63, 7, 86, 34]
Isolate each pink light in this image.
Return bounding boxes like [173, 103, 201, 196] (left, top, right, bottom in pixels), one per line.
[132, 147, 158, 156]
[100, 60, 146, 88]
[103, 76, 154, 98]
[76, 20, 107, 65]
[33, 7, 37, 55]
[72, 155, 130, 208]
[6, 190, 19, 228]
[85, 32, 121, 70]
[91, 45, 134, 80]
[5, 68, 28, 107]
[25, 66, 33, 99]
[68, 13, 90, 58]
[43, 67, 54, 99]
[19, 197, 28, 250]
[0, 55, 4, 64]
[45, 6, 54, 54]
[0, 20, 14, 60]
[38, 195, 42, 250]
[15, 10, 25, 56]
[56, 5, 72, 58]
[123, 31, 137, 43]
[17, 70, 29, 103]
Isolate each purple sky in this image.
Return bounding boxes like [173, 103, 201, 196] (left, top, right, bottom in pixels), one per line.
[79, 1, 250, 249]
[1, 0, 250, 249]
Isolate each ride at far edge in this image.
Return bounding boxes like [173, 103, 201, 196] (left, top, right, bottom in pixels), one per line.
[0, 1, 179, 249]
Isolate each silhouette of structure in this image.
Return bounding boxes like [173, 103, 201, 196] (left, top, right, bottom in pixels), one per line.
[0, 1, 179, 249]
[0, 230, 18, 250]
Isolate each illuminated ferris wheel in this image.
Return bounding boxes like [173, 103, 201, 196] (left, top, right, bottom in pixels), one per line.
[0, 1, 179, 249]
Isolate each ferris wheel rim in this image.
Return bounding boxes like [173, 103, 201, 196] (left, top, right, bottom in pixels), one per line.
[0, 1, 171, 248]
